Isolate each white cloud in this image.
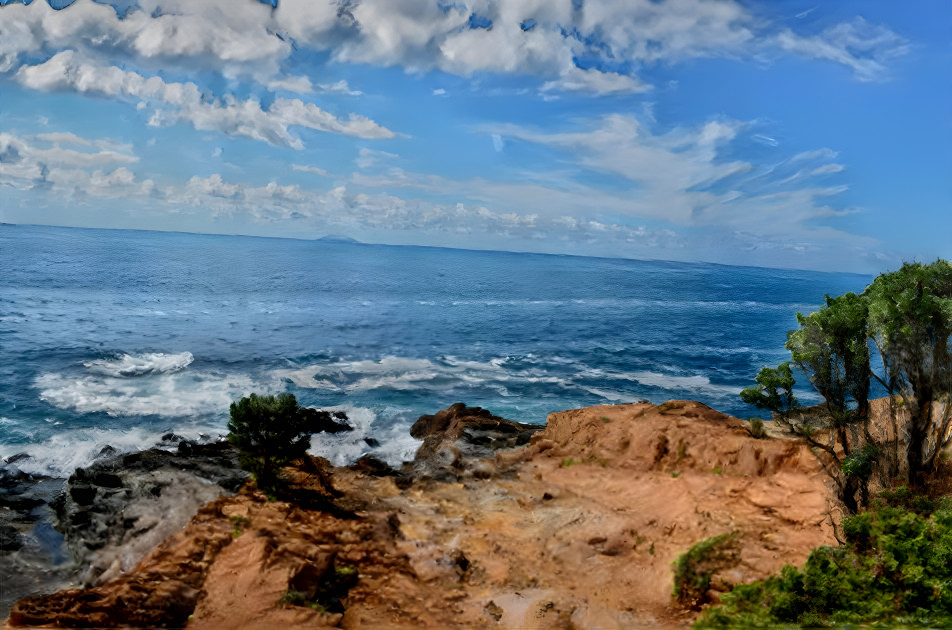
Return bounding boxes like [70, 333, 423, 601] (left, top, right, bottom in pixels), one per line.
[773, 17, 909, 82]
[292, 164, 330, 177]
[432, 88, 448, 97]
[0, 0, 908, 100]
[267, 77, 363, 96]
[491, 134, 504, 152]
[354, 148, 399, 170]
[15, 51, 394, 148]
[0, 131, 153, 199]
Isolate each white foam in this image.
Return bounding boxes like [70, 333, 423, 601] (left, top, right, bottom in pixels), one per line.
[35, 369, 275, 417]
[1, 426, 178, 477]
[623, 370, 740, 398]
[274, 355, 568, 395]
[84, 352, 194, 377]
[306, 405, 420, 466]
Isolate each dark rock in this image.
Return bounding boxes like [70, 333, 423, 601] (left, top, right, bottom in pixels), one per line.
[90, 472, 123, 489]
[69, 484, 97, 506]
[363, 437, 381, 448]
[0, 523, 22, 552]
[350, 455, 395, 477]
[95, 445, 118, 460]
[52, 439, 248, 587]
[5, 452, 32, 465]
[411, 403, 543, 481]
[300, 407, 352, 434]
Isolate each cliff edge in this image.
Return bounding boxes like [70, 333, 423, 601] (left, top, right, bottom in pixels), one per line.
[7, 401, 835, 629]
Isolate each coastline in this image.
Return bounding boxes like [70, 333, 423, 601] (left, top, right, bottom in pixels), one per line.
[3, 400, 835, 629]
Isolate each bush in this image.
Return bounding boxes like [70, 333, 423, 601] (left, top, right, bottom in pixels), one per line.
[695, 496, 952, 627]
[227, 393, 311, 493]
[672, 532, 741, 608]
[748, 417, 765, 439]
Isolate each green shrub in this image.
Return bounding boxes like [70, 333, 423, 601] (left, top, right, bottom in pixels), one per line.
[227, 393, 311, 493]
[695, 497, 952, 627]
[672, 532, 740, 608]
[748, 417, 765, 439]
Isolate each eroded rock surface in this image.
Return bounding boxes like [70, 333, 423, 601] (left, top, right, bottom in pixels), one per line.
[51, 439, 247, 587]
[8, 401, 836, 629]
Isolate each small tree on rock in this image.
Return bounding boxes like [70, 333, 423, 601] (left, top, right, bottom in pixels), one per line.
[227, 393, 311, 493]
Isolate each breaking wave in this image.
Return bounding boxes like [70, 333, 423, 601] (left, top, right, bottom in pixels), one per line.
[84, 352, 195, 377]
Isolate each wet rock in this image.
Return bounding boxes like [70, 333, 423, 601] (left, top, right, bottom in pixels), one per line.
[301, 407, 352, 434]
[5, 452, 32, 465]
[0, 523, 22, 552]
[95, 445, 118, 460]
[53, 440, 247, 587]
[411, 403, 543, 480]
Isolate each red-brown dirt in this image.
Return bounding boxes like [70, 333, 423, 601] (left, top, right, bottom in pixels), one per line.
[7, 401, 837, 629]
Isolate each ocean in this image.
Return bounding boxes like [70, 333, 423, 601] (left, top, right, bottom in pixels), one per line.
[0, 224, 870, 478]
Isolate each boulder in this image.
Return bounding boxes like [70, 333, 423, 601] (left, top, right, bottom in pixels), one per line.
[411, 403, 543, 480]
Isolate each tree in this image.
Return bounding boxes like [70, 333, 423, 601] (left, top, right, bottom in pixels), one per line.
[785, 292, 873, 512]
[227, 393, 311, 493]
[866, 260, 952, 486]
[741, 259, 952, 508]
[739, 362, 799, 424]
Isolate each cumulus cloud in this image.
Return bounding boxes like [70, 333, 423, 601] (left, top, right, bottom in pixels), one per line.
[15, 51, 394, 148]
[0, 0, 908, 100]
[0, 131, 153, 199]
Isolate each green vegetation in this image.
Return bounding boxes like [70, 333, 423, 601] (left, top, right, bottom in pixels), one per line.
[601, 415, 612, 423]
[280, 563, 359, 614]
[228, 515, 250, 538]
[672, 532, 740, 608]
[740, 260, 952, 510]
[696, 495, 952, 628]
[560, 457, 578, 468]
[748, 417, 765, 439]
[227, 393, 311, 493]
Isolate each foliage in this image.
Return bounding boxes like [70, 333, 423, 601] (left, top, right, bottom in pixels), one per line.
[866, 260, 952, 485]
[740, 259, 952, 507]
[739, 363, 799, 421]
[695, 497, 952, 628]
[786, 292, 871, 424]
[672, 532, 740, 608]
[280, 563, 359, 614]
[748, 417, 765, 439]
[227, 393, 311, 493]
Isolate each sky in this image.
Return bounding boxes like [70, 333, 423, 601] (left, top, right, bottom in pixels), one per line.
[0, 0, 949, 274]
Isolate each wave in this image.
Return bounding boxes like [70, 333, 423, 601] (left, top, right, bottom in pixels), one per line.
[35, 369, 275, 417]
[84, 352, 194, 377]
[274, 355, 569, 395]
[0, 425, 217, 478]
[305, 405, 420, 467]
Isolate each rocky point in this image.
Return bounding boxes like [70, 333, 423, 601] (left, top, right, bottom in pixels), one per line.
[6, 401, 835, 629]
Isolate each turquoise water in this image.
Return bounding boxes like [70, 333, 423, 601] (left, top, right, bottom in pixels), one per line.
[0, 224, 870, 476]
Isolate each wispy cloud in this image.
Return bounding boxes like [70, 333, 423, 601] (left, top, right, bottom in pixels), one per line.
[15, 51, 394, 148]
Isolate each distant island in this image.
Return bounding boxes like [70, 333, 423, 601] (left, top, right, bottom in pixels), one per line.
[316, 234, 361, 244]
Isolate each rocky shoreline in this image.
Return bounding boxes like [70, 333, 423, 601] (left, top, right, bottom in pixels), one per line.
[4, 401, 834, 628]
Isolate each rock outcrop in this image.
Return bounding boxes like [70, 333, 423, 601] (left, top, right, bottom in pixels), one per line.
[7, 401, 836, 629]
[411, 402, 543, 480]
[50, 439, 248, 588]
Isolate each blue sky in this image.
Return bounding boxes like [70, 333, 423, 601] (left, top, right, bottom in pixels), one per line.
[0, 0, 948, 273]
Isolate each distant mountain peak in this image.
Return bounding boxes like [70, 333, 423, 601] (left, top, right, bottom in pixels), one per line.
[317, 234, 360, 244]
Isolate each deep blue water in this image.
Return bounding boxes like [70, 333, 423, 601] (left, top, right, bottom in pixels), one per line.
[0, 224, 871, 476]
